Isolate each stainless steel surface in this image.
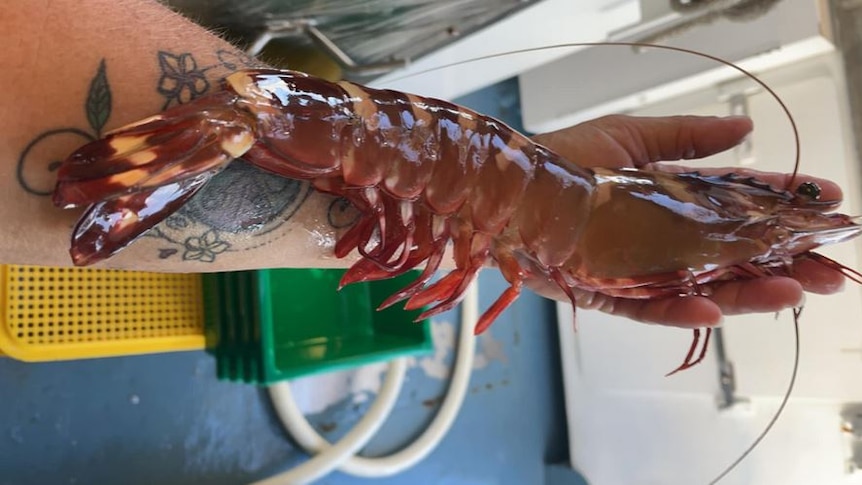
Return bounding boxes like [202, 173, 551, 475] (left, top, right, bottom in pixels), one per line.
[842, 403, 862, 472]
[247, 19, 408, 75]
[166, 0, 538, 81]
[713, 327, 740, 409]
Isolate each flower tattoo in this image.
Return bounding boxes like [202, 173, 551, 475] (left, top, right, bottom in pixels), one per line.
[157, 51, 210, 109]
[183, 229, 230, 262]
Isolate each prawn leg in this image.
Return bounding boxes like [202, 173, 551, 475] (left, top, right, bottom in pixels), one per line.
[666, 328, 713, 377]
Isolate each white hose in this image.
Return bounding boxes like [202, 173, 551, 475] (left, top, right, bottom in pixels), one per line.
[253, 357, 407, 485]
[259, 280, 478, 483]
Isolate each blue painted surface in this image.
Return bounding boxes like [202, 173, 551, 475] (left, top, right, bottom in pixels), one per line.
[0, 78, 582, 485]
[0, 276, 570, 485]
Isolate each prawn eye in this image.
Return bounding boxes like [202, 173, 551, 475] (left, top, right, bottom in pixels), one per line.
[795, 181, 821, 201]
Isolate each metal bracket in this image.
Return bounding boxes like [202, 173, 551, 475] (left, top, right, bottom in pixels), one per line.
[728, 93, 755, 165]
[713, 327, 749, 409]
[842, 404, 862, 473]
[247, 18, 408, 76]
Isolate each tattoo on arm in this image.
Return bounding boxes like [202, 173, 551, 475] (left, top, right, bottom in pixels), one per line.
[156, 49, 264, 108]
[17, 60, 109, 196]
[147, 49, 312, 263]
[18, 48, 320, 264]
[149, 162, 311, 262]
[328, 197, 360, 229]
[17, 49, 262, 197]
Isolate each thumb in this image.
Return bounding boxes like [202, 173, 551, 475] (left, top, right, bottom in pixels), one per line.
[597, 114, 754, 166]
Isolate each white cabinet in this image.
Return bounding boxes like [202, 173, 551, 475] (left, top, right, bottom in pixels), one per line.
[520, 0, 834, 133]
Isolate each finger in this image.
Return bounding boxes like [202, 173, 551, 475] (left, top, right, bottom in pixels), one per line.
[793, 257, 847, 294]
[597, 295, 722, 328]
[597, 114, 754, 165]
[545, 279, 723, 328]
[609, 277, 806, 326]
[708, 277, 804, 315]
[653, 165, 844, 202]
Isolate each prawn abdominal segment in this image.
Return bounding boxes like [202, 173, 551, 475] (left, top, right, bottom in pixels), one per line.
[53, 69, 862, 344]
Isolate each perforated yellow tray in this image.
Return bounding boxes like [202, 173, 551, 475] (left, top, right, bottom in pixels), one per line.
[0, 265, 205, 361]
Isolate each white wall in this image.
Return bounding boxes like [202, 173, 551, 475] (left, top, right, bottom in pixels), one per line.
[368, 0, 640, 101]
[520, 0, 833, 133]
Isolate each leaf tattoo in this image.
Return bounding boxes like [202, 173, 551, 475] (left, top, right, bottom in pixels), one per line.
[86, 59, 112, 137]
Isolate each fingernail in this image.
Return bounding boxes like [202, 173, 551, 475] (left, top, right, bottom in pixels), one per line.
[725, 115, 754, 128]
[793, 293, 806, 309]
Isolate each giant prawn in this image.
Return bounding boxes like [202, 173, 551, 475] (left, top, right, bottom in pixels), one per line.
[53, 45, 862, 347]
[51, 42, 862, 482]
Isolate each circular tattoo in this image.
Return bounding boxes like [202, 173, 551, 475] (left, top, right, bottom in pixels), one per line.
[180, 161, 304, 232]
[154, 161, 312, 258]
[17, 128, 95, 195]
[327, 197, 361, 229]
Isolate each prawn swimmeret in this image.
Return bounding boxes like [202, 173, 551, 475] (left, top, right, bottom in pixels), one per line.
[53, 52, 862, 378]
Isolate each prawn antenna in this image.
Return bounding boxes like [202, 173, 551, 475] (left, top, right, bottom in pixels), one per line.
[391, 41, 803, 484]
[709, 307, 800, 484]
[385, 41, 801, 189]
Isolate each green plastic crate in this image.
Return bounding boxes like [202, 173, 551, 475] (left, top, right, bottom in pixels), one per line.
[202, 268, 432, 384]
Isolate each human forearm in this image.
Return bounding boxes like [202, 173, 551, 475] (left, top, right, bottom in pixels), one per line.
[1, 0, 345, 271]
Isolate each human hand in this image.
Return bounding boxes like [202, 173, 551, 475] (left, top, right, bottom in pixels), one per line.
[528, 114, 846, 328]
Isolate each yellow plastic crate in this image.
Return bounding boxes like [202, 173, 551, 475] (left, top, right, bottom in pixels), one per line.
[0, 265, 205, 361]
